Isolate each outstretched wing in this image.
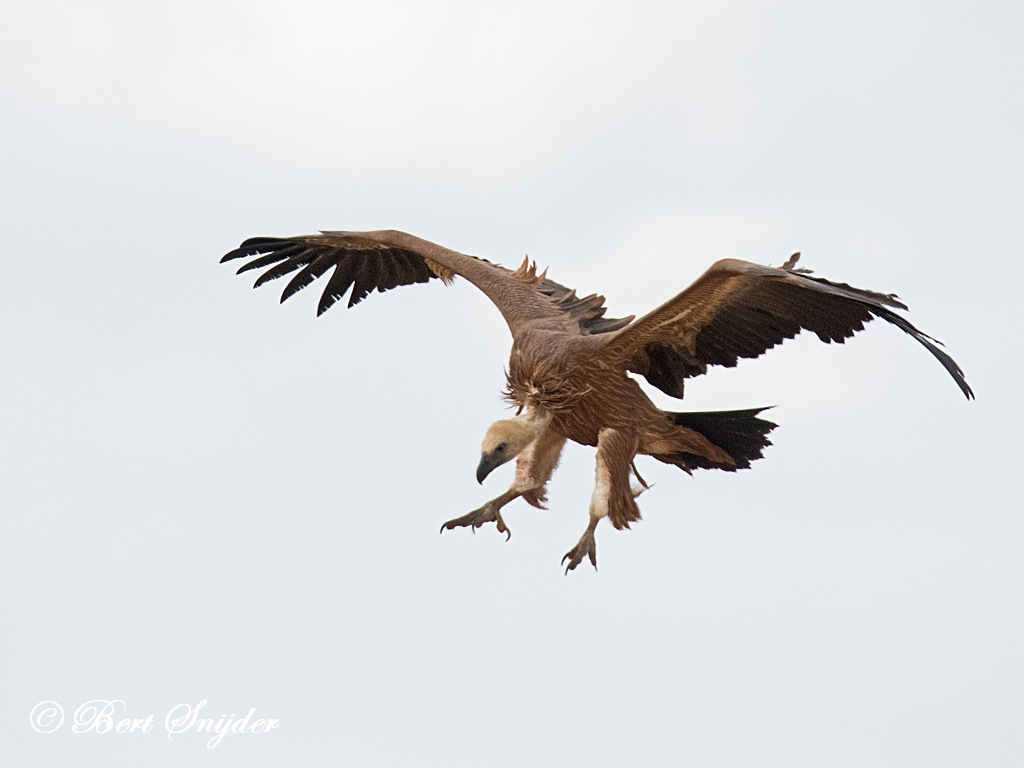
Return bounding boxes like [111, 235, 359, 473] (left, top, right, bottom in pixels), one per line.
[601, 255, 973, 400]
[221, 229, 632, 338]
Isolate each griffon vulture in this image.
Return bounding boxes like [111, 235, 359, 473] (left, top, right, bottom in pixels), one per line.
[221, 229, 972, 572]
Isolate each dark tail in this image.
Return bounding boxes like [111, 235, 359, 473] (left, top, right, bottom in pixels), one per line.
[656, 407, 777, 473]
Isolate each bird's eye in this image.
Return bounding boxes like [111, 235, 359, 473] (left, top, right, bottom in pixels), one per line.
[496, 443, 507, 452]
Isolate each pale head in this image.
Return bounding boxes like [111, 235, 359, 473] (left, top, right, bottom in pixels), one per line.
[476, 410, 550, 483]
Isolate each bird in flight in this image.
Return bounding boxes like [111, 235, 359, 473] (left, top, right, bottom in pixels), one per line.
[222, 229, 972, 572]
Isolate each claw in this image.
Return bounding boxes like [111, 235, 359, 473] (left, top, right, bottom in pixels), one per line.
[439, 501, 511, 539]
[562, 528, 597, 574]
[496, 515, 511, 541]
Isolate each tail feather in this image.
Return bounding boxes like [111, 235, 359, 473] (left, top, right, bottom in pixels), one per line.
[657, 407, 777, 472]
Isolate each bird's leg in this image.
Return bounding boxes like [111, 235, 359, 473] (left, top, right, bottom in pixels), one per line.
[562, 514, 600, 573]
[562, 428, 641, 574]
[440, 488, 521, 540]
[515, 428, 566, 510]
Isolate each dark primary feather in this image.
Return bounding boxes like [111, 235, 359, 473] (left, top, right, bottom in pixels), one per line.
[868, 304, 973, 400]
[221, 235, 436, 316]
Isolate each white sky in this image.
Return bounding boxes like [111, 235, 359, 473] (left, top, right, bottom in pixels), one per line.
[1, 1, 1021, 765]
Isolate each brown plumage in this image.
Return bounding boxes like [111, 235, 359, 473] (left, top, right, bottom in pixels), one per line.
[222, 229, 973, 572]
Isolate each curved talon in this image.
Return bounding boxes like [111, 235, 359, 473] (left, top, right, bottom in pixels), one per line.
[439, 501, 512, 538]
[562, 529, 597, 574]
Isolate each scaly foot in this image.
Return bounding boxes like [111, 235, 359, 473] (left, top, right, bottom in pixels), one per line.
[561, 517, 599, 574]
[440, 500, 511, 540]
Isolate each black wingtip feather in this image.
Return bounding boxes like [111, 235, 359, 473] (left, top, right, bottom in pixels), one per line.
[279, 254, 335, 304]
[221, 237, 291, 263]
[871, 307, 974, 400]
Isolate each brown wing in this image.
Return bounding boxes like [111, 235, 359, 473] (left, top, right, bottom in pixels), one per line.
[221, 229, 632, 338]
[601, 255, 973, 400]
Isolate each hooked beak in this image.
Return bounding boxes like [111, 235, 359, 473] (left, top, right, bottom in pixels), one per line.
[476, 453, 499, 484]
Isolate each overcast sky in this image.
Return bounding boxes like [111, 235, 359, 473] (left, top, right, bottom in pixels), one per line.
[1, 1, 1021, 766]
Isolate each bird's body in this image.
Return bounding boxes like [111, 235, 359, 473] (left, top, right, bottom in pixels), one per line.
[222, 229, 972, 571]
[510, 335, 727, 458]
